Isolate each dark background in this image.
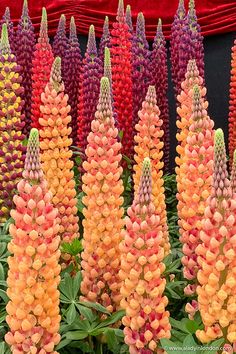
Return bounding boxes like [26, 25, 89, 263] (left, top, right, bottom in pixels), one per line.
[78, 31, 235, 172]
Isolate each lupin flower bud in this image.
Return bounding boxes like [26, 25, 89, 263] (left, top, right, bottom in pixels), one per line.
[111, 0, 133, 164]
[39, 57, 79, 243]
[132, 13, 150, 132]
[231, 150, 236, 192]
[177, 85, 214, 311]
[228, 40, 236, 169]
[120, 157, 171, 353]
[0, 7, 15, 55]
[53, 14, 69, 82]
[31, 8, 54, 129]
[0, 24, 25, 224]
[125, 5, 133, 35]
[170, 0, 186, 96]
[81, 77, 124, 312]
[5, 128, 61, 354]
[104, 47, 112, 100]
[64, 17, 82, 146]
[15, 0, 36, 136]
[77, 25, 103, 157]
[196, 129, 236, 346]
[133, 86, 170, 256]
[98, 16, 111, 65]
[150, 19, 170, 171]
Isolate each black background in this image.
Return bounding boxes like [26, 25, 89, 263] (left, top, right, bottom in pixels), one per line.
[77, 31, 236, 172]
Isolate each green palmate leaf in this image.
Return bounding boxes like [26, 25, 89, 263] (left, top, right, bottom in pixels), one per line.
[0, 289, 9, 303]
[77, 192, 85, 213]
[61, 238, 83, 256]
[94, 310, 125, 329]
[77, 301, 111, 315]
[76, 304, 98, 323]
[104, 328, 120, 353]
[66, 304, 77, 325]
[69, 341, 93, 352]
[0, 264, 5, 281]
[170, 318, 190, 334]
[60, 272, 81, 302]
[55, 338, 72, 350]
[66, 331, 88, 340]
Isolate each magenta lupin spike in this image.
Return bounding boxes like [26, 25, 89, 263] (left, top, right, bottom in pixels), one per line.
[150, 18, 170, 171]
[99, 16, 111, 64]
[64, 16, 82, 146]
[15, 0, 36, 136]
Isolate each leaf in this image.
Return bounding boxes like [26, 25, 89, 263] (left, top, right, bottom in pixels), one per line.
[66, 331, 88, 340]
[185, 319, 201, 334]
[69, 341, 93, 352]
[66, 304, 77, 325]
[94, 310, 125, 329]
[160, 338, 183, 354]
[55, 338, 72, 350]
[201, 338, 224, 354]
[77, 301, 111, 315]
[170, 318, 190, 334]
[104, 328, 120, 353]
[0, 289, 9, 303]
[76, 304, 97, 323]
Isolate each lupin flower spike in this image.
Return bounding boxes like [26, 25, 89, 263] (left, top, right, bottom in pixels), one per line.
[99, 16, 111, 64]
[0, 7, 15, 54]
[39, 57, 79, 244]
[77, 25, 103, 158]
[31, 7, 54, 129]
[81, 77, 124, 312]
[5, 128, 61, 353]
[150, 18, 170, 171]
[195, 129, 236, 349]
[177, 85, 214, 317]
[125, 5, 133, 34]
[0, 24, 25, 224]
[133, 85, 170, 256]
[228, 40, 236, 169]
[53, 14, 69, 81]
[64, 16, 82, 146]
[132, 12, 150, 132]
[231, 150, 236, 192]
[120, 157, 171, 353]
[111, 0, 133, 165]
[15, 0, 36, 136]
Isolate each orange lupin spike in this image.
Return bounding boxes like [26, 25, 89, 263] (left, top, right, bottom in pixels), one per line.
[133, 85, 170, 255]
[39, 57, 79, 243]
[81, 77, 124, 312]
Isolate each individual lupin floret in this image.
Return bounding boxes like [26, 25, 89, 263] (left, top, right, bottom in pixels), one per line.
[77, 25, 103, 157]
[150, 19, 169, 171]
[120, 157, 171, 354]
[81, 77, 124, 312]
[5, 128, 61, 354]
[15, 0, 36, 136]
[64, 17, 82, 146]
[98, 16, 111, 65]
[196, 129, 236, 346]
[111, 0, 133, 164]
[31, 7, 54, 129]
[177, 85, 214, 308]
[39, 57, 79, 243]
[0, 7, 15, 55]
[132, 12, 150, 130]
[133, 85, 170, 256]
[0, 24, 25, 224]
[53, 14, 69, 82]
[228, 40, 236, 169]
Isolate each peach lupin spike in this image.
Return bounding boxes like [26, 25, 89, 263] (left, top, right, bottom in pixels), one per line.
[81, 77, 124, 312]
[39, 57, 79, 243]
[177, 85, 214, 317]
[5, 128, 61, 353]
[196, 129, 236, 349]
[120, 157, 171, 353]
[133, 85, 170, 256]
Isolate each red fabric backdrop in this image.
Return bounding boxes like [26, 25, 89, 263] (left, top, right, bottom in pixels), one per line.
[0, 0, 236, 39]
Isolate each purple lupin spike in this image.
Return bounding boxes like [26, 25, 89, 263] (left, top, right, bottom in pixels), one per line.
[150, 19, 170, 172]
[0, 7, 15, 55]
[187, 0, 204, 81]
[77, 25, 103, 157]
[52, 14, 69, 80]
[132, 12, 150, 130]
[64, 17, 82, 146]
[170, 0, 187, 97]
[125, 5, 133, 35]
[99, 16, 111, 65]
[15, 0, 36, 137]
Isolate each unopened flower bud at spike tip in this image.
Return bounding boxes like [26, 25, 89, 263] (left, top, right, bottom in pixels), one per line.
[50, 56, 62, 92]
[117, 0, 124, 21]
[22, 0, 28, 18]
[0, 23, 10, 55]
[40, 7, 48, 38]
[70, 16, 76, 35]
[59, 14, 66, 30]
[87, 24, 97, 55]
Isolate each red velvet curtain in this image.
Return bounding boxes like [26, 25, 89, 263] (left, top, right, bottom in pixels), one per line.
[0, 0, 236, 39]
